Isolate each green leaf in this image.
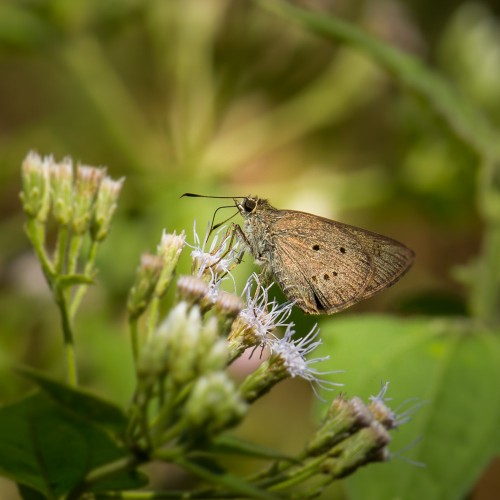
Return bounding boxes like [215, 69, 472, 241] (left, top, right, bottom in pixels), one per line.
[17, 484, 47, 500]
[208, 435, 298, 462]
[258, 0, 496, 160]
[16, 366, 127, 434]
[0, 393, 144, 497]
[315, 315, 500, 500]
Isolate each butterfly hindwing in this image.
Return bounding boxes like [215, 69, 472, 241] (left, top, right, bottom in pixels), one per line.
[269, 211, 413, 314]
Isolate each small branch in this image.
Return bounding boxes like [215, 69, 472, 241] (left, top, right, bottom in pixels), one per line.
[70, 239, 99, 318]
[66, 456, 141, 500]
[25, 218, 54, 284]
[54, 225, 70, 275]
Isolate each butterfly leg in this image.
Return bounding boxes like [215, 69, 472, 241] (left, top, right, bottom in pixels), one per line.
[208, 223, 247, 271]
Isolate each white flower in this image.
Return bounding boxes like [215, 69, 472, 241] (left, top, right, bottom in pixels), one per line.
[369, 382, 422, 429]
[237, 273, 294, 346]
[188, 221, 242, 292]
[269, 324, 342, 395]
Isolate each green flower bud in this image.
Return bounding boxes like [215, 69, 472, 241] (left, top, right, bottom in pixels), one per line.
[20, 151, 51, 221]
[91, 175, 124, 241]
[50, 157, 74, 225]
[155, 230, 185, 296]
[320, 422, 391, 478]
[177, 275, 214, 312]
[128, 253, 164, 319]
[72, 165, 105, 234]
[307, 396, 374, 457]
[184, 372, 247, 435]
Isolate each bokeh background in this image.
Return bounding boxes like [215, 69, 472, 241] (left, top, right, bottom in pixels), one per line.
[1, 1, 500, 499]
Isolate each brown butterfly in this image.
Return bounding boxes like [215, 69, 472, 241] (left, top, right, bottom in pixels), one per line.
[183, 194, 414, 314]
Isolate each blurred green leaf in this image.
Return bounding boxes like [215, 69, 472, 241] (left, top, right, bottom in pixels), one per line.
[17, 484, 46, 500]
[0, 393, 144, 498]
[16, 366, 127, 434]
[316, 315, 500, 500]
[258, 0, 496, 160]
[0, 5, 53, 49]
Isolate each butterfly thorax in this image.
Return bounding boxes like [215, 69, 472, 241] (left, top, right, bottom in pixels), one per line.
[236, 197, 281, 269]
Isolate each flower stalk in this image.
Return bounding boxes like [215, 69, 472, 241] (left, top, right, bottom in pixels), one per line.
[20, 151, 122, 386]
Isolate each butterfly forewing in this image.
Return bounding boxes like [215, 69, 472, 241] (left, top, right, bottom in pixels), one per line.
[270, 211, 413, 314]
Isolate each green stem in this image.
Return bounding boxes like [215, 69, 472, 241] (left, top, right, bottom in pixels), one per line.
[70, 239, 99, 318]
[146, 295, 161, 340]
[470, 157, 500, 324]
[25, 218, 54, 283]
[94, 489, 215, 499]
[67, 233, 83, 275]
[55, 283, 78, 386]
[54, 225, 70, 275]
[66, 456, 141, 500]
[129, 316, 140, 368]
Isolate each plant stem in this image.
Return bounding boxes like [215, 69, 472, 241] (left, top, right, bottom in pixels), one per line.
[129, 316, 140, 367]
[70, 239, 99, 318]
[55, 282, 78, 386]
[471, 157, 500, 324]
[66, 456, 141, 500]
[146, 295, 161, 340]
[68, 233, 83, 275]
[25, 218, 54, 283]
[54, 225, 70, 274]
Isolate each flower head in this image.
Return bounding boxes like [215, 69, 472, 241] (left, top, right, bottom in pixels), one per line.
[183, 372, 247, 436]
[50, 157, 74, 225]
[269, 324, 342, 394]
[228, 274, 294, 354]
[189, 221, 241, 284]
[72, 165, 105, 234]
[20, 151, 51, 221]
[239, 323, 342, 403]
[127, 253, 164, 319]
[91, 175, 125, 241]
[369, 382, 422, 430]
[155, 230, 186, 295]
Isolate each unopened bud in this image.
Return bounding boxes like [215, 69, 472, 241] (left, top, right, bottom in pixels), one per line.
[155, 231, 185, 296]
[72, 165, 105, 234]
[20, 151, 51, 221]
[91, 175, 124, 241]
[127, 253, 164, 319]
[50, 158, 74, 225]
[184, 372, 247, 435]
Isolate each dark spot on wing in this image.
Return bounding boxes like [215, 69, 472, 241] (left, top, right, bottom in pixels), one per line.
[312, 290, 325, 311]
[324, 274, 330, 280]
[312, 244, 320, 251]
[340, 247, 346, 254]
[332, 271, 338, 276]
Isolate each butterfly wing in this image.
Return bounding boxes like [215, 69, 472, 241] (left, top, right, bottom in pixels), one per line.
[269, 211, 414, 314]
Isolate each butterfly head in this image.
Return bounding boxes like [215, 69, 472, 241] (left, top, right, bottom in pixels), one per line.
[236, 196, 259, 217]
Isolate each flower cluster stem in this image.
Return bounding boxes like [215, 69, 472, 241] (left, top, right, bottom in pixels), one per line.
[54, 226, 70, 274]
[25, 218, 54, 282]
[129, 316, 140, 368]
[55, 283, 78, 386]
[70, 239, 100, 318]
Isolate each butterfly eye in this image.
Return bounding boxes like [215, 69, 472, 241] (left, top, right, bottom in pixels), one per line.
[243, 198, 257, 212]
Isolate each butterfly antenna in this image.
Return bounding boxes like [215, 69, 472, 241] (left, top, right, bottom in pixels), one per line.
[181, 193, 245, 200]
[209, 205, 238, 234]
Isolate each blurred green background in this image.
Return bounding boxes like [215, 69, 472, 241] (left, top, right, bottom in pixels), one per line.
[1, 1, 500, 499]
